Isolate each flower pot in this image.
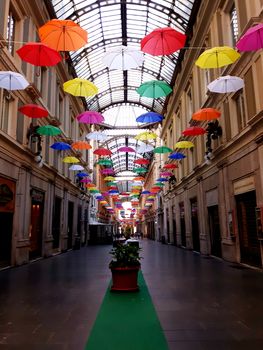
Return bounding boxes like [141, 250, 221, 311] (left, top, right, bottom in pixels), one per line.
[110, 266, 140, 292]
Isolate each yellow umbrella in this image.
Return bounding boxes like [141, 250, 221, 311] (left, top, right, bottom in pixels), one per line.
[195, 46, 240, 69]
[104, 176, 115, 181]
[175, 141, 194, 148]
[135, 131, 157, 141]
[63, 78, 98, 97]
[62, 156, 80, 163]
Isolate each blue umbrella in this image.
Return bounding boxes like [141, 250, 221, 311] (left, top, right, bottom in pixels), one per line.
[141, 190, 151, 194]
[169, 152, 186, 160]
[76, 172, 89, 177]
[156, 178, 169, 182]
[50, 142, 71, 150]
[136, 112, 164, 123]
[109, 190, 119, 194]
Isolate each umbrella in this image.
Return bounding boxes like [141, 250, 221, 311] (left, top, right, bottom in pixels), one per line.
[207, 75, 244, 93]
[39, 19, 87, 51]
[136, 80, 172, 98]
[18, 104, 48, 118]
[101, 169, 115, 174]
[118, 146, 135, 152]
[169, 152, 186, 160]
[80, 178, 92, 183]
[160, 172, 173, 177]
[182, 126, 206, 136]
[63, 78, 98, 97]
[141, 190, 151, 195]
[106, 181, 117, 186]
[86, 183, 96, 188]
[133, 159, 150, 165]
[37, 125, 61, 136]
[195, 46, 240, 69]
[175, 141, 194, 148]
[50, 142, 71, 150]
[163, 163, 178, 169]
[154, 182, 165, 187]
[97, 159, 113, 166]
[69, 164, 84, 171]
[141, 27, 186, 56]
[102, 45, 144, 70]
[236, 23, 263, 51]
[0, 71, 29, 90]
[133, 177, 145, 181]
[71, 141, 92, 150]
[136, 112, 164, 123]
[62, 156, 80, 163]
[133, 168, 147, 173]
[192, 108, 221, 121]
[156, 178, 168, 182]
[86, 131, 108, 141]
[76, 172, 89, 177]
[93, 148, 112, 156]
[135, 132, 157, 141]
[77, 111, 104, 124]
[104, 176, 115, 181]
[16, 42, 61, 67]
[136, 144, 154, 153]
[153, 146, 173, 154]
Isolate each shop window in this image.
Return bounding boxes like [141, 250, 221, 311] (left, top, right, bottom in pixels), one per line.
[6, 9, 16, 55]
[230, 6, 239, 45]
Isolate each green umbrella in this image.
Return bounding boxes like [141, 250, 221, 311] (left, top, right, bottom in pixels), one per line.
[136, 80, 172, 98]
[153, 146, 173, 154]
[90, 189, 100, 193]
[97, 159, 113, 166]
[37, 125, 61, 136]
[154, 182, 165, 187]
[133, 167, 147, 173]
[106, 181, 117, 186]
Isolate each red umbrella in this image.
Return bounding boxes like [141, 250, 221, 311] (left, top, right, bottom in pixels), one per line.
[16, 42, 61, 67]
[182, 126, 206, 136]
[163, 164, 178, 169]
[141, 27, 186, 56]
[192, 108, 221, 121]
[93, 148, 112, 156]
[18, 104, 48, 118]
[134, 159, 150, 165]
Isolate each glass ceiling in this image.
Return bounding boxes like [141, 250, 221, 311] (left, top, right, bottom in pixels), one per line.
[51, 0, 197, 173]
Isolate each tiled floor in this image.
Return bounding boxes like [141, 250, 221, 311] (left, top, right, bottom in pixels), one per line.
[0, 241, 263, 349]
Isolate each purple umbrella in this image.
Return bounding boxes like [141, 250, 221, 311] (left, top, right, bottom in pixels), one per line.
[160, 171, 173, 177]
[80, 178, 92, 183]
[236, 23, 263, 51]
[118, 146, 135, 152]
[101, 168, 115, 174]
[77, 111, 104, 124]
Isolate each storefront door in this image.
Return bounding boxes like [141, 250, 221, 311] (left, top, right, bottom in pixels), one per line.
[208, 205, 222, 257]
[67, 201, 74, 249]
[29, 190, 44, 260]
[52, 197, 61, 250]
[191, 199, 200, 252]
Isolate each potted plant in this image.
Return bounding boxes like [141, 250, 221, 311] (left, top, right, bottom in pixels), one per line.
[109, 243, 141, 292]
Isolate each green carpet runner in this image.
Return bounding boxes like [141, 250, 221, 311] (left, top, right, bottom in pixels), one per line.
[85, 272, 168, 350]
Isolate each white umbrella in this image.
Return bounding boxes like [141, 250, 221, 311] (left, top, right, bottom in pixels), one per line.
[0, 71, 29, 90]
[69, 164, 84, 171]
[85, 131, 108, 141]
[207, 75, 244, 93]
[137, 143, 154, 153]
[102, 46, 144, 70]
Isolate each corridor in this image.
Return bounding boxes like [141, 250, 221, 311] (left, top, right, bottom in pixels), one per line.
[1, 241, 263, 349]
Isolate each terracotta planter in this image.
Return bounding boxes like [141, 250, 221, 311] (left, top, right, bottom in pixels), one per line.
[110, 266, 140, 291]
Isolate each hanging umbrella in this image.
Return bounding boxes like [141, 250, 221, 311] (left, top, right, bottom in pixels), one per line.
[141, 27, 186, 56]
[133, 176, 145, 181]
[136, 112, 164, 123]
[182, 126, 206, 136]
[77, 111, 104, 124]
[76, 172, 88, 177]
[18, 104, 48, 118]
[136, 143, 154, 153]
[93, 148, 112, 156]
[102, 45, 144, 70]
[104, 176, 115, 181]
[63, 78, 98, 97]
[135, 132, 157, 141]
[207, 75, 244, 93]
[195, 46, 240, 69]
[156, 178, 168, 182]
[160, 171, 173, 177]
[71, 141, 92, 150]
[153, 146, 173, 154]
[118, 146, 135, 152]
[141, 190, 151, 195]
[133, 168, 147, 173]
[62, 156, 80, 163]
[133, 159, 150, 165]
[0, 71, 29, 90]
[37, 125, 61, 136]
[101, 169, 115, 174]
[69, 164, 84, 171]
[80, 178, 92, 183]
[50, 142, 71, 150]
[86, 131, 108, 141]
[154, 182, 165, 187]
[175, 141, 194, 148]
[163, 163, 178, 169]
[236, 23, 263, 51]
[192, 108, 221, 121]
[16, 42, 61, 67]
[169, 152, 186, 160]
[106, 181, 117, 186]
[136, 80, 172, 98]
[97, 159, 113, 166]
[86, 183, 96, 188]
[39, 19, 87, 51]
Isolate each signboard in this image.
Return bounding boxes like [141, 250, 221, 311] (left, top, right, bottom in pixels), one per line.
[0, 177, 15, 212]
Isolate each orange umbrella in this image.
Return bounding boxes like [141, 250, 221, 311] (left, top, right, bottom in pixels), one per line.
[86, 183, 96, 188]
[39, 19, 87, 51]
[192, 108, 221, 121]
[133, 176, 145, 181]
[71, 141, 92, 150]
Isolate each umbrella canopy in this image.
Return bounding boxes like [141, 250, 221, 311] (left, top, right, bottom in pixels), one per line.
[133, 159, 150, 165]
[141, 27, 186, 56]
[195, 46, 240, 69]
[76, 172, 89, 177]
[63, 78, 98, 97]
[86, 183, 96, 188]
[236, 23, 263, 51]
[102, 45, 144, 70]
[37, 125, 61, 136]
[69, 164, 84, 171]
[136, 80, 172, 98]
[141, 190, 151, 195]
[104, 176, 115, 181]
[133, 167, 147, 173]
[175, 141, 194, 148]
[16, 42, 61, 66]
[136, 112, 164, 123]
[207, 75, 244, 93]
[71, 141, 92, 150]
[192, 108, 221, 121]
[118, 146, 135, 152]
[77, 111, 104, 124]
[163, 163, 178, 169]
[93, 148, 112, 156]
[80, 178, 92, 183]
[133, 176, 145, 181]
[135, 132, 157, 141]
[169, 152, 186, 160]
[136, 143, 154, 153]
[18, 104, 48, 118]
[101, 168, 115, 174]
[160, 171, 173, 177]
[62, 156, 80, 163]
[156, 178, 168, 182]
[85, 131, 108, 141]
[50, 142, 71, 150]
[0, 71, 29, 90]
[153, 146, 173, 154]
[39, 19, 87, 51]
[97, 159, 113, 166]
[182, 126, 206, 136]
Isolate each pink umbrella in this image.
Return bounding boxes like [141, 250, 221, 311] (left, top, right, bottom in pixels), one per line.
[101, 168, 115, 174]
[77, 111, 104, 124]
[236, 23, 263, 51]
[160, 171, 173, 177]
[80, 178, 92, 183]
[118, 146, 135, 152]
